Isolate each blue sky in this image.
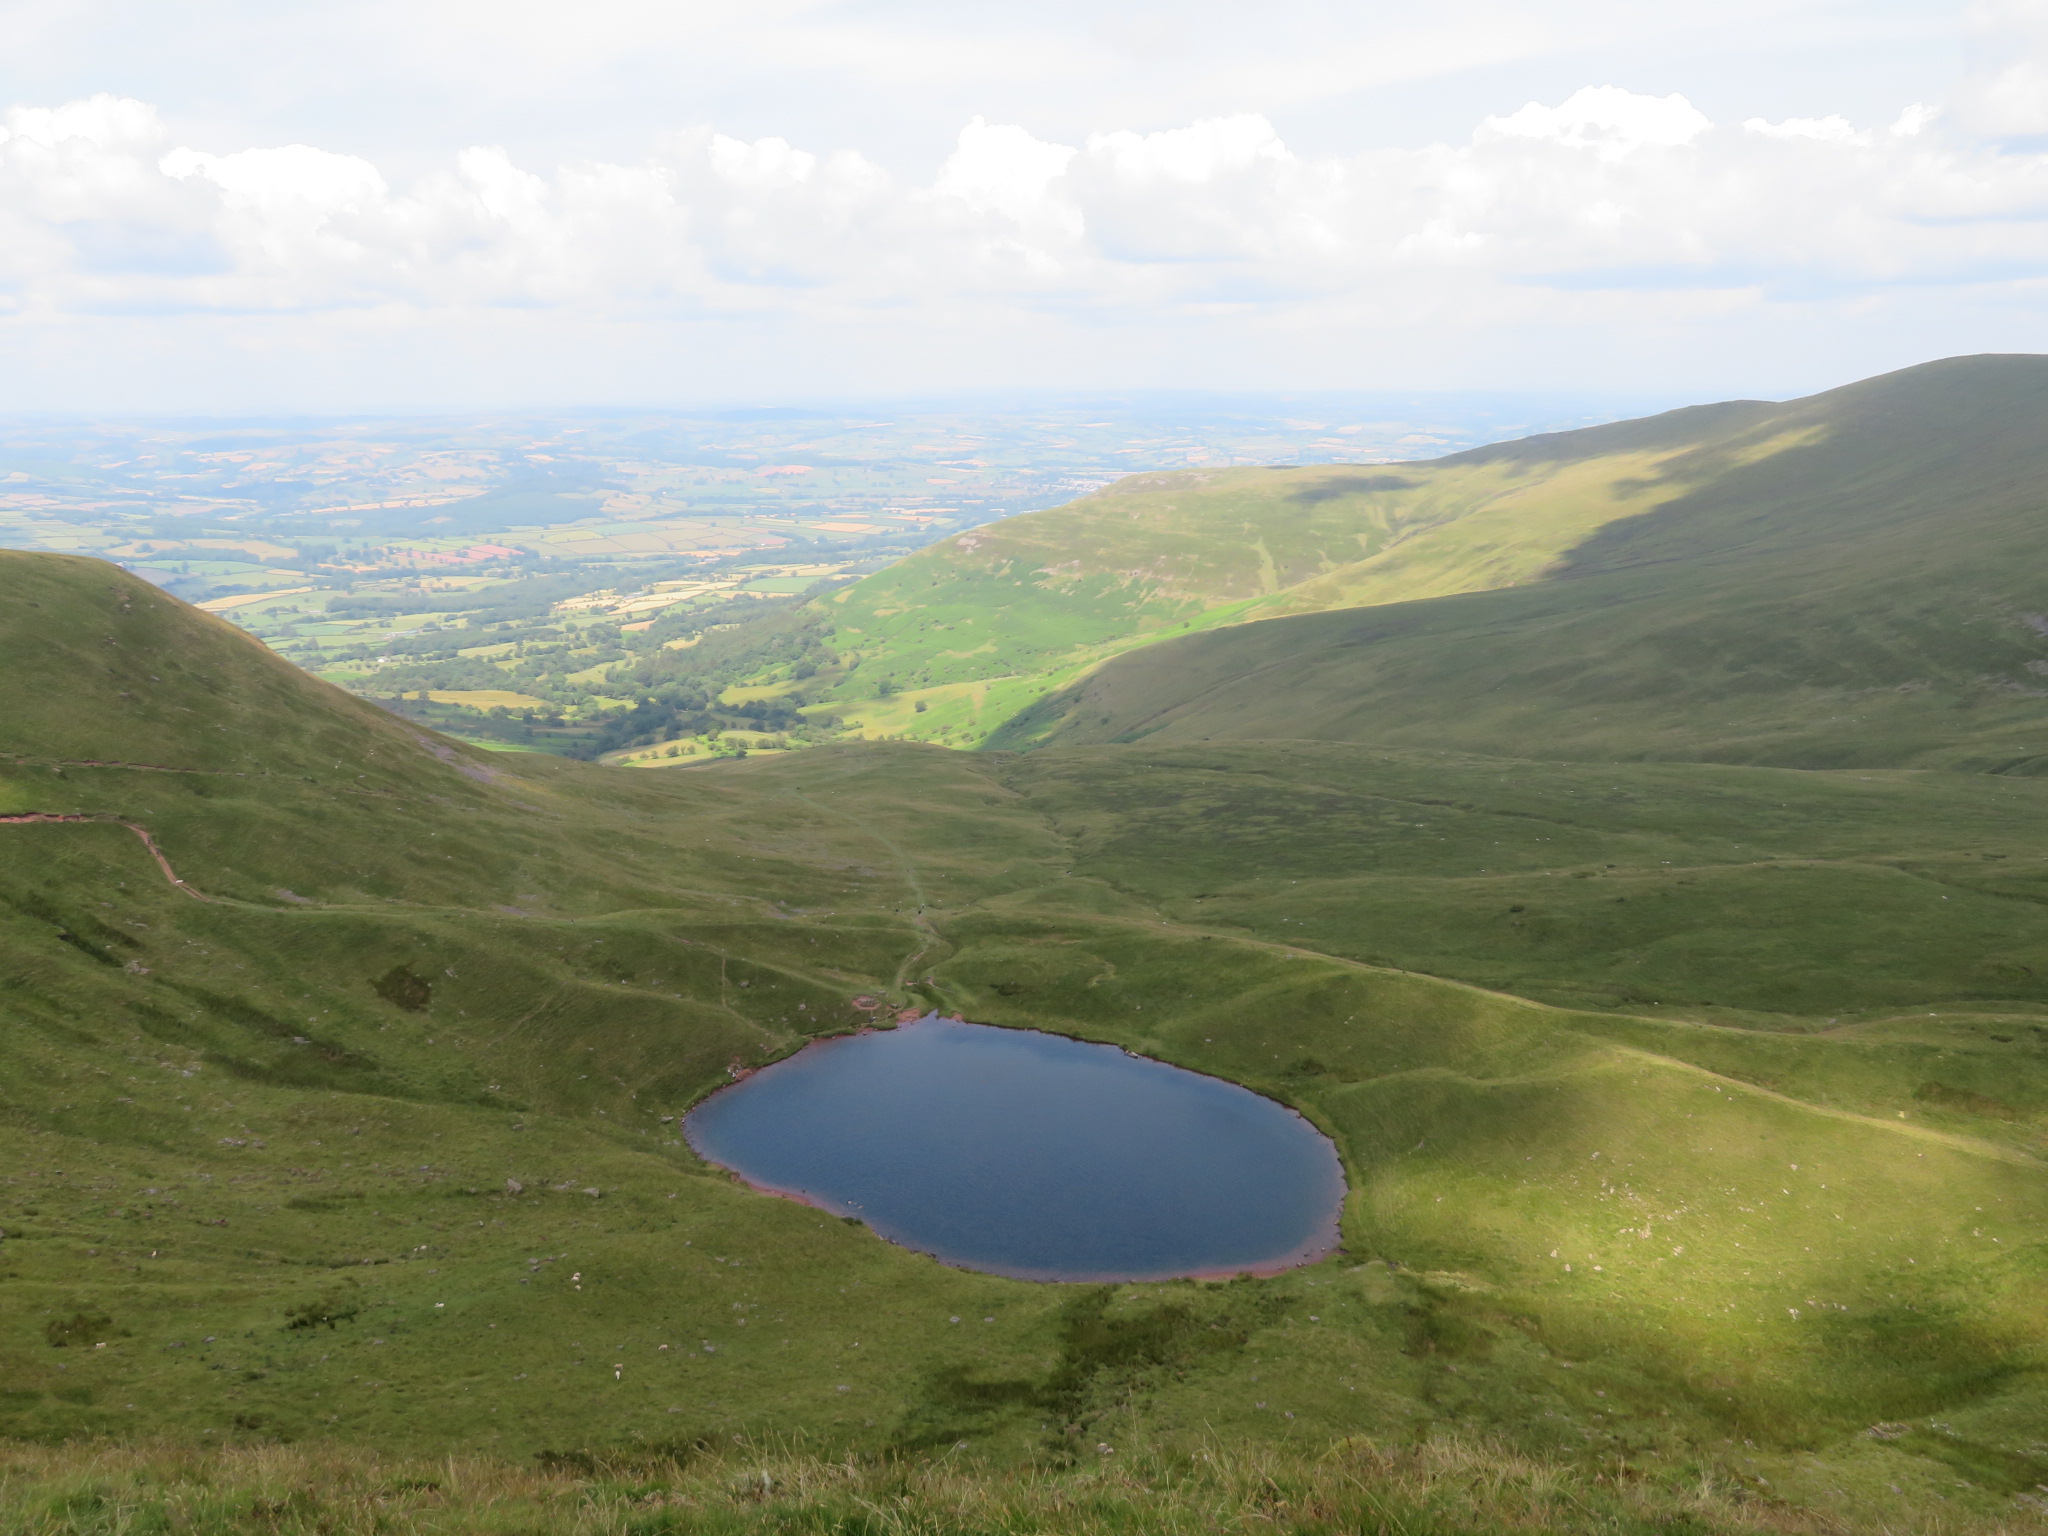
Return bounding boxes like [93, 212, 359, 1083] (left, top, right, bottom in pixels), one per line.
[0, 0, 2036, 411]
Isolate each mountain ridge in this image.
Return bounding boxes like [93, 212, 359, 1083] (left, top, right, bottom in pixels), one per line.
[669, 355, 2042, 753]
[992, 354, 2048, 767]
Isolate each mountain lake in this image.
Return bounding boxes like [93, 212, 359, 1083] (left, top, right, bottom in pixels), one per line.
[684, 1015, 1346, 1282]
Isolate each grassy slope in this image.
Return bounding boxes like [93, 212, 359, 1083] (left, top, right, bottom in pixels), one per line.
[996, 356, 2048, 767]
[7, 554, 2048, 1528]
[785, 402, 1812, 745]
[998, 740, 2048, 1024]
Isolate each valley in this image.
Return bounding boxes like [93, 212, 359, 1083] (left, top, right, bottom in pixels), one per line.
[0, 399, 1616, 764]
[637, 356, 2048, 773]
[8, 360, 2048, 1532]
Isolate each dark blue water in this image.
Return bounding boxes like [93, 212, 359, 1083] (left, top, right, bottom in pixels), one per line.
[684, 1016, 1346, 1282]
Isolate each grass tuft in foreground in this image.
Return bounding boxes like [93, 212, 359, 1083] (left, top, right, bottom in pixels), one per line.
[0, 1437, 1918, 1536]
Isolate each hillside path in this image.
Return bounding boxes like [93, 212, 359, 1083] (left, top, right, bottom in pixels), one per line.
[1038, 906, 2048, 1173]
[0, 813, 206, 899]
[780, 788, 941, 997]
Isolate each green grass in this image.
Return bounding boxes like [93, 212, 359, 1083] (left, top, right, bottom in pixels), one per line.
[996, 740, 2048, 1022]
[0, 1436, 1908, 1536]
[7, 551, 2048, 1529]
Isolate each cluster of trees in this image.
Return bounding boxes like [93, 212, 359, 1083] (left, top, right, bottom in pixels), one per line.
[335, 569, 873, 756]
[322, 570, 596, 622]
[572, 688, 814, 759]
[371, 692, 590, 749]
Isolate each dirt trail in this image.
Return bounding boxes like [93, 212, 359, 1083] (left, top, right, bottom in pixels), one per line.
[1, 751, 232, 776]
[1061, 906, 2047, 1172]
[0, 813, 207, 899]
[781, 790, 942, 997]
[11, 797, 2029, 1176]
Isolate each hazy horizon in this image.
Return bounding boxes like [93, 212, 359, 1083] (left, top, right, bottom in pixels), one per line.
[0, 384, 1697, 427]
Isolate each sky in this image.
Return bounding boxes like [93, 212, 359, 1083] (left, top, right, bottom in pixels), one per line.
[0, 0, 2040, 412]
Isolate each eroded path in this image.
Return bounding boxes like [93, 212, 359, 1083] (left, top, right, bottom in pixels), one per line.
[0, 812, 207, 898]
[780, 788, 943, 999]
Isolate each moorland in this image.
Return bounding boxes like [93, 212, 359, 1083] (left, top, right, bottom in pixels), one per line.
[6, 357, 2048, 1534]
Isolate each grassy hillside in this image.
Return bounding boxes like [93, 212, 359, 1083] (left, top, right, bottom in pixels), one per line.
[691, 400, 1814, 747]
[998, 739, 2048, 1024]
[8, 553, 2048, 1530]
[727, 360, 2047, 752]
[994, 356, 2048, 766]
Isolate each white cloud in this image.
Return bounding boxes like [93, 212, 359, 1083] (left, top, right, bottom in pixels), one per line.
[1892, 103, 1941, 137]
[1959, 0, 2048, 136]
[7, 84, 2048, 318]
[2, 92, 160, 151]
[1744, 115, 1861, 143]
[1084, 113, 1291, 182]
[0, 0, 1851, 172]
[1482, 86, 1712, 159]
[2, 74, 2048, 405]
[935, 117, 1077, 223]
[1967, 59, 2048, 136]
[1065, 115, 1328, 265]
[162, 144, 386, 210]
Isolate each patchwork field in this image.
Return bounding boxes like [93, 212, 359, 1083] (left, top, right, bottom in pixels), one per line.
[423, 689, 552, 710]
